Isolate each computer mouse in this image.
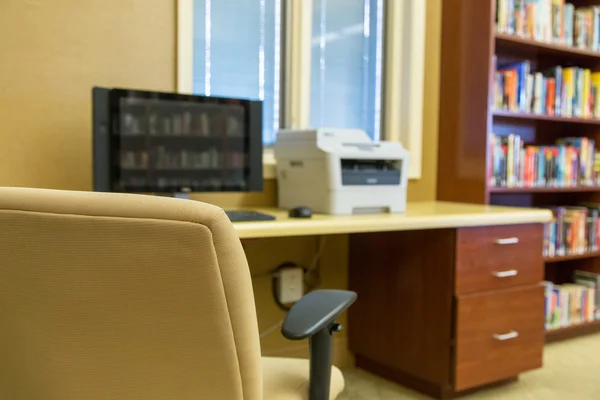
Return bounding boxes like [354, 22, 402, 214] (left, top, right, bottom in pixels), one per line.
[288, 206, 313, 219]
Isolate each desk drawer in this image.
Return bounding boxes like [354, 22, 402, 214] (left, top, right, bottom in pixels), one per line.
[454, 285, 544, 391]
[455, 224, 543, 295]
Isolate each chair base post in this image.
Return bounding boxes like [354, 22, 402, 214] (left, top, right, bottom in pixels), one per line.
[308, 326, 334, 400]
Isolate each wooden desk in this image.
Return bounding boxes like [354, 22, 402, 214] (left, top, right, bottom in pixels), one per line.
[232, 201, 551, 239]
[234, 202, 551, 399]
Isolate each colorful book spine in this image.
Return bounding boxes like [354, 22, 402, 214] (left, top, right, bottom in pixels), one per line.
[494, 64, 600, 119]
[489, 134, 600, 187]
[574, 270, 600, 319]
[497, 0, 600, 51]
[544, 281, 596, 330]
[544, 206, 600, 257]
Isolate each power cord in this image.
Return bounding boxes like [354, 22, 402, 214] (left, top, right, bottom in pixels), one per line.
[260, 320, 284, 339]
[304, 236, 327, 291]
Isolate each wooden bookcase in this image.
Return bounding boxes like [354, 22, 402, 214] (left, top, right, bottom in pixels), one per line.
[438, 0, 600, 343]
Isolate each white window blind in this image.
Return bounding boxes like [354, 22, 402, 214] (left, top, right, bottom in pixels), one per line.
[180, 0, 426, 178]
[310, 0, 384, 140]
[192, 0, 282, 144]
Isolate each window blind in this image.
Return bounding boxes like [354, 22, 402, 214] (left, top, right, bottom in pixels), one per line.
[192, 0, 282, 144]
[310, 0, 384, 140]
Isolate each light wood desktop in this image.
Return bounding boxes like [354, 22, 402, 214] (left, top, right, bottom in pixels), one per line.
[232, 201, 551, 239]
[233, 202, 552, 399]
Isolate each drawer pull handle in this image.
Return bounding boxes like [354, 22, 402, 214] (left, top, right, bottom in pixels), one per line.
[492, 269, 518, 278]
[493, 331, 519, 341]
[494, 237, 519, 245]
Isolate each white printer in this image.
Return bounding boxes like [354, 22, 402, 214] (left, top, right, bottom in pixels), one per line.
[274, 128, 410, 214]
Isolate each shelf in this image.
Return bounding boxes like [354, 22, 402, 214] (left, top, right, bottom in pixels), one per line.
[119, 135, 245, 139]
[492, 110, 600, 125]
[121, 168, 242, 173]
[544, 250, 600, 263]
[489, 186, 600, 193]
[495, 32, 600, 60]
[545, 319, 600, 343]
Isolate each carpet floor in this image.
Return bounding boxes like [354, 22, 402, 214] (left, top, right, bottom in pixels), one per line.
[340, 333, 600, 399]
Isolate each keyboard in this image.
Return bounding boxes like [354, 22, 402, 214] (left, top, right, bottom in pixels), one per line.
[225, 210, 276, 222]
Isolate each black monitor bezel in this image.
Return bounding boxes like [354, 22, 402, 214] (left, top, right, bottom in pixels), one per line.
[93, 86, 263, 194]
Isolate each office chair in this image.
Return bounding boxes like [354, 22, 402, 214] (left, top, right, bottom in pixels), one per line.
[0, 187, 355, 400]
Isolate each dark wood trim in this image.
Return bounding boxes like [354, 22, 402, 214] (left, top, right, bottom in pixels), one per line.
[545, 320, 600, 343]
[436, 0, 494, 204]
[493, 109, 600, 125]
[544, 251, 600, 263]
[454, 286, 544, 391]
[348, 229, 456, 391]
[490, 186, 600, 193]
[495, 32, 600, 60]
[436, 0, 600, 346]
[455, 224, 543, 295]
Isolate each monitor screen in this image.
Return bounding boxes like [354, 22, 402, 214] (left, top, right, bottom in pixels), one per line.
[93, 88, 263, 193]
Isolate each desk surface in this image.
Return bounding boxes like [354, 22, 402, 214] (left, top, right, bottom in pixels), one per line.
[232, 201, 552, 239]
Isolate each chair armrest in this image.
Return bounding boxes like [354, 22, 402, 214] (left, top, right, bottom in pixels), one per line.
[281, 290, 357, 340]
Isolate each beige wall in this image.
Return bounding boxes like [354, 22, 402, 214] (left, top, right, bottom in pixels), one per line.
[0, 0, 441, 365]
[0, 0, 176, 190]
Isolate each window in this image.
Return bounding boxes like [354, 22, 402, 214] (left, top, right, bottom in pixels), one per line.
[178, 0, 427, 178]
[310, 0, 384, 140]
[190, 0, 283, 145]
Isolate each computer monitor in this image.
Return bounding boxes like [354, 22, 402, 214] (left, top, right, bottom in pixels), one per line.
[92, 87, 263, 194]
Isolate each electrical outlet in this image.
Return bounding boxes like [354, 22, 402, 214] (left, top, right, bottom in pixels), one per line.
[277, 267, 304, 304]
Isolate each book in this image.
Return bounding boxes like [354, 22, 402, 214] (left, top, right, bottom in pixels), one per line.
[494, 64, 600, 119]
[574, 270, 600, 319]
[543, 205, 599, 257]
[544, 280, 557, 329]
[560, 284, 578, 324]
[544, 281, 596, 329]
[489, 134, 600, 188]
[497, 0, 600, 51]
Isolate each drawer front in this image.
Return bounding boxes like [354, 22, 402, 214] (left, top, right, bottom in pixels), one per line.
[454, 285, 544, 391]
[455, 224, 543, 295]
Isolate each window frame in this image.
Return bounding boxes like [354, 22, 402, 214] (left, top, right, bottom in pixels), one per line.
[176, 0, 426, 180]
[382, 0, 427, 179]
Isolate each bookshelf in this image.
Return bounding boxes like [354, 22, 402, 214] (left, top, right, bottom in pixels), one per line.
[545, 250, 600, 262]
[438, 0, 600, 343]
[489, 186, 600, 193]
[495, 32, 600, 60]
[493, 109, 600, 124]
[546, 319, 600, 342]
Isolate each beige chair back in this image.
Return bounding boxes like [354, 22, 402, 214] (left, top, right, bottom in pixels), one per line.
[0, 187, 262, 400]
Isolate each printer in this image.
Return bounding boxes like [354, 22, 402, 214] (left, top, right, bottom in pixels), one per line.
[274, 128, 410, 214]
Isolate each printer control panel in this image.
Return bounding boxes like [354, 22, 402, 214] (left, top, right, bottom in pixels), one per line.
[340, 159, 402, 186]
